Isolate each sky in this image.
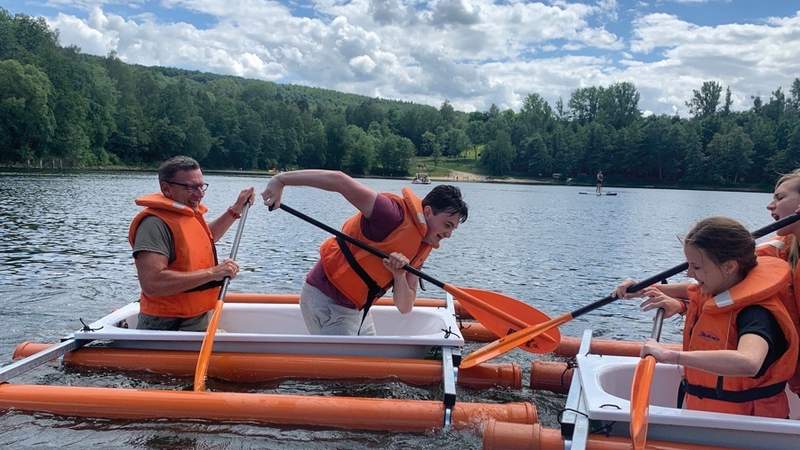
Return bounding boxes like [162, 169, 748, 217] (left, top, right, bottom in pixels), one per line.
[2, 0, 799, 116]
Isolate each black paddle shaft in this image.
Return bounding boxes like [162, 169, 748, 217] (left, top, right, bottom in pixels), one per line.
[571, 213, 800, 320]
[278, 204, 447, 290]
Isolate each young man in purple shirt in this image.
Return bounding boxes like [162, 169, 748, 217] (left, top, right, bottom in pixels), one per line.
[262, 170, 468, 335]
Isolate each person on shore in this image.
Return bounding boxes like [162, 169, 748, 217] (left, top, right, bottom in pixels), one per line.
[614, 217, 798, 418]
[129, 156, 254, 331]
[261, 169, 468, 336]
[596, 170, 604, 194]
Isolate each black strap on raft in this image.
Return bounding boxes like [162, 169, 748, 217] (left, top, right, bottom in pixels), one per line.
[79, 318, 102, 332]
[680, 377, 787, 404]
[337, 237, 387, 335]
[440, 326, 461, 339]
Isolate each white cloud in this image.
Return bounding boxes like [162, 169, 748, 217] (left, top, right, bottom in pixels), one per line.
[431, 0, 481, 26]
[626, 11, 800, 114]
[34, 1, 800, 116]
[349, 54, 377, 75]
[50, 8, 118, 55]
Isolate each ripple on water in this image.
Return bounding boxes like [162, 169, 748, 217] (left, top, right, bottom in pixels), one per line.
[0, 173, 774, 448]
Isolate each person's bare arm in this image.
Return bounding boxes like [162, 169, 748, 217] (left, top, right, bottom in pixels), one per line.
[208, 187, 255, 241]
[643, 334, 769, 377]
[134, 252, 239, 296]
[383, 253, 417, 314]
[614, 279, 690, 300]
[262, 170, 377, 218]
[638, 287, 687, 318]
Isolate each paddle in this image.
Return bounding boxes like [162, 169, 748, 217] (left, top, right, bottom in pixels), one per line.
[630, 307, 665, 450]
[460, 213, 800, 369]
[275, 203, 561, 353]
[193, 202, 251, 392]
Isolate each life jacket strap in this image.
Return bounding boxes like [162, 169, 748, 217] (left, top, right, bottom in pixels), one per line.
[683, 378, 787, 403]
[336, 237, 388, 334]
[185, 279, 225, 293]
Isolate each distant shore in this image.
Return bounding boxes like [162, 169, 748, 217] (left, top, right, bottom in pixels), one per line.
[0, 165, 769, 193]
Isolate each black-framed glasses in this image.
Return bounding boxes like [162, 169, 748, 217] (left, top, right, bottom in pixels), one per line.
[165, 180, 209, 193]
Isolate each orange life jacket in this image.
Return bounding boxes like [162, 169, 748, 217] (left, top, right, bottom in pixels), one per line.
[319, 188, 433, 310]
[682, 256, 798, 418]
[128, 193, 219, 318]
[757, 236, 800, 393]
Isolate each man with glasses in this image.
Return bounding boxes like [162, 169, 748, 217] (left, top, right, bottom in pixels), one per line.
[128, 155, 254, 331]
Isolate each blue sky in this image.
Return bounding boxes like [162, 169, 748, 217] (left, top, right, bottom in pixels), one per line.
[2, 1, 799, 116]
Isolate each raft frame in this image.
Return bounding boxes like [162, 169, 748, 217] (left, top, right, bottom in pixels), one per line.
[0, 292, 465, 429]
[562, 329, 800, 450]
[70, 301, 463, 358]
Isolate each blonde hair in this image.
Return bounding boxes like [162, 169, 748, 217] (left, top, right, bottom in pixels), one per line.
[775, 170, 800, 271]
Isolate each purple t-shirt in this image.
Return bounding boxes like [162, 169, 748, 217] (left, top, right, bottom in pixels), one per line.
[306, 194, 404, 308]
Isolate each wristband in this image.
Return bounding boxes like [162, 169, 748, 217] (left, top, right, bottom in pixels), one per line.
[227, 207, 242, 219]
[678, 299, 688, 315]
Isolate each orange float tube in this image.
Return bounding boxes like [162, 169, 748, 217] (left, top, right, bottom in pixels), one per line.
[459, 321, 497, 342]
[13, 343, 521, 389]
[457, 324, 682, 355]
[554, 336, 681, 358]
[224, 292, 474, 319]
[530, 360, 573, 393]
[0, 384, 535, 432]
[482, 421, 735, 450]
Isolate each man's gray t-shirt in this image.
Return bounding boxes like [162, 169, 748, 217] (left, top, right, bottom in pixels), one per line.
[132, 216, 175, 262]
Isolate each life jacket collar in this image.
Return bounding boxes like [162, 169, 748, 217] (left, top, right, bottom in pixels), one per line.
[401, 187, 428, 238]
[705, 257, 791, 313]
[135, 193, 208, 217]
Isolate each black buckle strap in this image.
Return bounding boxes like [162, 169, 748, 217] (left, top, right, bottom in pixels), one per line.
[684, 379, 787, 403]
[337, 237, 387, 335]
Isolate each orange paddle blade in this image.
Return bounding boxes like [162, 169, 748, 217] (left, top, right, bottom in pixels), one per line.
[193, 300, 223, 392]
[460, 313, 573, 369]
[453, 287, 560, 353]
[630, 355, 656, 450]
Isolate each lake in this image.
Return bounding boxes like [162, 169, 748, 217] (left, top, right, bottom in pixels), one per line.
[0, 171, 775, 448]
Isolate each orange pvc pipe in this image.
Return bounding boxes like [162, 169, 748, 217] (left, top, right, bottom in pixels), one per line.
[0, 384, 536, 432]
[460, 321, 497, 342]
[483, 419, 540, 450]
[555, 336, 681, 358]
[13, 343, 521, 389]
[482, 421, 735, 450]
[458, 325, 683, 355]
[224, 292, 473, 319]
[530, 360, 573, 393]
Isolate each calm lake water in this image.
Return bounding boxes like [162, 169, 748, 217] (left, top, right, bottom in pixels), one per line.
[0, 171, 775, 448]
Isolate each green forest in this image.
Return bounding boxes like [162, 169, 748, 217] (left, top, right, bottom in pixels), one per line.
[2, 8, 800, 188]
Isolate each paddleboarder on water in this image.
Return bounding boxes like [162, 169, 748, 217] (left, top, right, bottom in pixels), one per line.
[596, 170, 604, 195]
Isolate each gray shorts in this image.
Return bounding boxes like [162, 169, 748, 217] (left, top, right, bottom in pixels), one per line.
[136, 311, 211, 331]
[299, 283, 376, 336]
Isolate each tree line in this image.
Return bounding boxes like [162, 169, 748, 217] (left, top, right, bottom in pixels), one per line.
[2, 8, 800, 188]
